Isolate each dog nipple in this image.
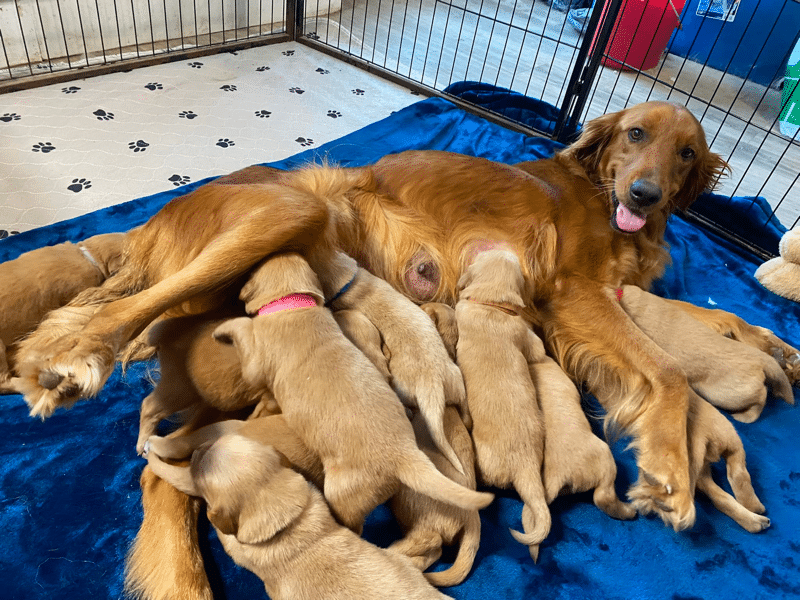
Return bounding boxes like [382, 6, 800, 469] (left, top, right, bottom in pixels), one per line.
[404, 252, 440, 301]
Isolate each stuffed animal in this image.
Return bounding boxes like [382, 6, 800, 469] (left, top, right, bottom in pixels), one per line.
[755, 228, 800, 303]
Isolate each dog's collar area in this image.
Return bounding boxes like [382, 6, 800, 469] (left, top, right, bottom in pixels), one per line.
[464, 298, 522, 316]
[325, 269, 358, 307]
[615, 288, 624, 301]
[257, 293, 318, 316]
[77, 244, 108, 278]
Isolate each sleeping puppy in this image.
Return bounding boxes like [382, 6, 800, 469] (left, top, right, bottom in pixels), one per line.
[135, 314, 279, 455]
[388, 406, 481, 588]
[454, 248, 551, 561]
[332, 309, 392, 382]
[617, 285, 794, 422]
[631, 389, 770, 533]
[420, 303, 459, 362]
[146, 433, 454, 600]
[0, 233, 124, 394]
[531, 356, 636, 521]
[213, 252, 493, 533]
[307, 248, 471, 471]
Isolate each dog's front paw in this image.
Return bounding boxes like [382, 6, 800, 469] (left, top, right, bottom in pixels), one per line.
[628, 468, 696, 531]
[17, 334, 117, 419]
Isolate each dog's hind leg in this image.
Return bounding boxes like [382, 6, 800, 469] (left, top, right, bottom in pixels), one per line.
[20, 186, 329, 419]
[125, 466, 213, 600]
[388, 530, 444, 571]
[696, 465, 770, 533]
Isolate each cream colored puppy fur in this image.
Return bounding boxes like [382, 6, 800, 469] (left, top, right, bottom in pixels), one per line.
[631, 389, 770, 533]
[0, 233, 124, 395]
[213, 252, 493, 532]
[307, 248, 470, 470]
[531, 356, 635, 521]
[389, 407, 481, 587]
[455, 248, 550, 561]
[135, 315, 279, 454]
[147, 433, 453, 600]
[618, 285, 793, 423]
[332, 308, 392, 381]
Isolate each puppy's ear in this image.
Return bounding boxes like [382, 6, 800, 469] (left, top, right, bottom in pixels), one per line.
[235, 465, 311, 544]
[146, 452, 200, 497]
[207, 505, 239, 537]
[213, 317, 253, 349]
[672, 150, 730, 212]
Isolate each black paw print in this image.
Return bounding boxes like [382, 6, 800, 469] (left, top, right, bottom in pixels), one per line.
[316, 67, 329, 74]
[255, 110, 272, 118]
[282, 50, 295, 56]
[32, 142, 55, 153]
[168, 174, 191, 186]
[220, 85, 237, 92]
[256, 65, 271, 72]
[62, 86, 81, 94]
[94, 109, 115, 120]
[295, 137, 314, 147]
[352, 89, 365, 95]
[327, 110, 342, 119]
[179, 110, 198, 119]
[128, 140, 149, 152]
[0, 230, 20, 239]
[216, 138, 235, 148]
[289, 87, 305, 94]
[306, 32, 320, 40]
[0, 113, 21, 122]
[188, 62, 203, 68]
[144, 82, 163, 91]
[68, 178, 92, 192]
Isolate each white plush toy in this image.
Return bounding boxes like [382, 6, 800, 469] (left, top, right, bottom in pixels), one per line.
[755, 228, 800, 303]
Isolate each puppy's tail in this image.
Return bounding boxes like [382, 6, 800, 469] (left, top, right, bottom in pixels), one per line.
[508, 474, 552, 562]
[425, 510, 482, 588]
[397, 451, 494, 512]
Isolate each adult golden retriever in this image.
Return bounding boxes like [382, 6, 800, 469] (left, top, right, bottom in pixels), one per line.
[17, 101, 798, 539]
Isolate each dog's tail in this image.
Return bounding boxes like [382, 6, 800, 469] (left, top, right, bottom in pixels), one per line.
[508, 473, 552, 562]
[397, 451, 494, 512]
[425, 509, 482, 588]
[124, 466, 212, 600]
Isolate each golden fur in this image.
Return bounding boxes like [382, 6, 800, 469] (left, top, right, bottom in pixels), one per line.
[531, 356, 635, 521]
[212, 252, 493, 532]
[146, 432, 453, 600]
[0, 232, 124, 394]
[16, 102, 798, 534]
[454, 249, 550, 560]
[618, 285, 794, 423]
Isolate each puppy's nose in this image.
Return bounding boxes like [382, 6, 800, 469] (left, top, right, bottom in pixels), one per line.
[629, 180, 662, 207]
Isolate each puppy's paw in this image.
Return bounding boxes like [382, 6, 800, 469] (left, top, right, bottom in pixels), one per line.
[628, 469, 696, 531]
[740, 513, 771, 534]
[17, 334, 116, 419]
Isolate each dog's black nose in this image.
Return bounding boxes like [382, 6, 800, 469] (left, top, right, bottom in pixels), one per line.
[629, 180, 662, 207]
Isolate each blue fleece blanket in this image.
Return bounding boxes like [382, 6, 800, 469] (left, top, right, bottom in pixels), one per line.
[1, 93, 799, 600]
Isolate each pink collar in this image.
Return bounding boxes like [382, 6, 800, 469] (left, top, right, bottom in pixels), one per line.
[257, 293, 318, 316]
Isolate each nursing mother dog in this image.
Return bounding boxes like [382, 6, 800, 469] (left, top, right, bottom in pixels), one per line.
[15, 101, 799, 534]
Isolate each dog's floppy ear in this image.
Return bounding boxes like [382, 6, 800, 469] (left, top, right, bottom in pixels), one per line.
[146, 452, 200, 497]
[233, 456, 312, 544]
[213, 317, 254, 350]
[671, 150, 730, 212]
[559, 111, 620, 180]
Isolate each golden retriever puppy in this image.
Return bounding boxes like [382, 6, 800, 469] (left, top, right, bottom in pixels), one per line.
[308, 248, 469, 474]
[213, 252, 493, 532]
[146, 433, 454, 600]
[420, 303, 459, 362]
[531, 356, 636, 521]
[631, 389, 770, 533]
[618, 285, 794, 423]
[0, 233, 124, 394]
[332, 308, 392, 381]
[388, 406, 481, 587]
[135, 314, 279, 455]
[454, 248, 550, 561]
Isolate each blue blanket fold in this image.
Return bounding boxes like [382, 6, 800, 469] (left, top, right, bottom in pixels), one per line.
[1, 92, 799, 600]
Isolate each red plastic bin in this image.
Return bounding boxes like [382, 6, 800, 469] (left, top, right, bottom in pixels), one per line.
[590, 0, 685, 71]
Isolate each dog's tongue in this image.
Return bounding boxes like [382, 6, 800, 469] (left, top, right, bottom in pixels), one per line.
[615, 203, 647, 232]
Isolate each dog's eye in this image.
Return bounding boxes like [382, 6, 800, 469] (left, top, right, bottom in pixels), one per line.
[680, 147, 696, 161]
[628, 128, 644, 142]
